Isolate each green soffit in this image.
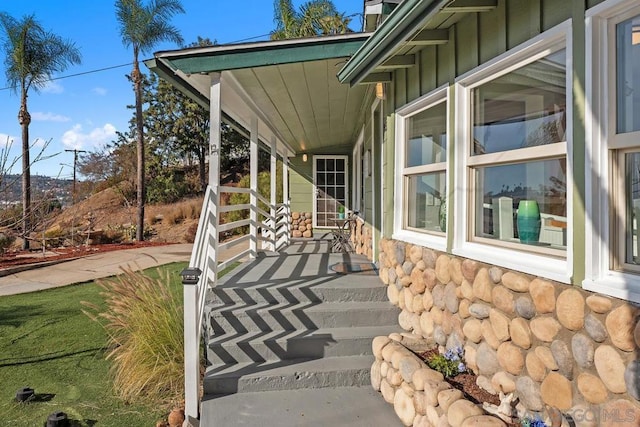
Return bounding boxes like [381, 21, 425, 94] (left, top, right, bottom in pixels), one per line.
[338, 0, 445, 85]
[156, 36, 368, 75]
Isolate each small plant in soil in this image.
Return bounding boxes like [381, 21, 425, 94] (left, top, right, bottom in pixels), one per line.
[418, 348, 501, 408]
[424, 346, 466, 378]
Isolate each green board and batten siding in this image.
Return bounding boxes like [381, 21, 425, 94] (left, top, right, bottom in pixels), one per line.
[289, 156, 313, 215]
[382, 0, 604, 282]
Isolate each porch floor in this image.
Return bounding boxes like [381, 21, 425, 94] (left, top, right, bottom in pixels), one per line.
[200, 240, 401, 426]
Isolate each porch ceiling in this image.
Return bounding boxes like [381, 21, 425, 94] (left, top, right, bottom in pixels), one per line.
[146, 34, 371, 155]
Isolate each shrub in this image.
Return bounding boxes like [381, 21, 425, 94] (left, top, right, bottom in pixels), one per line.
[82, 268, 185, 404]
[0, 230, 15, 254]
[44, 226, 67, 248]
[185, 222, 198, 243]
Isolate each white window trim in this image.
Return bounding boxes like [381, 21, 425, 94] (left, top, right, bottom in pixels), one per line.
[312, 154, 349, 229]
[584, 0, 640, 302]
[453, 20, 574, 284]
[393, 85, 449, 252]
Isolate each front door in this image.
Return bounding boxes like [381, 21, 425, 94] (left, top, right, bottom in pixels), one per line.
[313, 155, 348, 228]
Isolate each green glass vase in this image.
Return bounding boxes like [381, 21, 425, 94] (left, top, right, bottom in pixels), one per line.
[517, 200, 541, 244]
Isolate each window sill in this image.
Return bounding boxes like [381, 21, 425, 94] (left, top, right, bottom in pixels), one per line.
[392, 229, 447, 252]
[582, 274, 640, 305]
[452, 242, 570, 284]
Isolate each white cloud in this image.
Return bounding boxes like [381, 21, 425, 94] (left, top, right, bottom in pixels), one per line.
[92, 87, 107, 96]
[32, 112, 71, 122]
[0, 133, 16, 147]
[62, 123, 117, 150]
[41, 81, 64, 94]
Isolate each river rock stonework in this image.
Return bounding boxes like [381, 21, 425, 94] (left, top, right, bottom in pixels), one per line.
[371, 333, 508, 427]
[290, 212, 313, 238]
[351, 218, 373, 259]
[376, 238, 640, 425]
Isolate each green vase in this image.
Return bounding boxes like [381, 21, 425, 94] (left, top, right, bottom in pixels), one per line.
[517, 200, 541, 244]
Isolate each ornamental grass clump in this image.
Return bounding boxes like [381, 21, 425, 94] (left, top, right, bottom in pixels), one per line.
[82, 267, 184, 405]
[425, 346, 467, 378]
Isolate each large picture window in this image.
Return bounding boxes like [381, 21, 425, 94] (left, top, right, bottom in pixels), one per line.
[453, 22, 571, 283]
[468, 48, 568, 255]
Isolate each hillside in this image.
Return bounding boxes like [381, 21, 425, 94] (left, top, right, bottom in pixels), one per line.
[46, 183, 203, 245]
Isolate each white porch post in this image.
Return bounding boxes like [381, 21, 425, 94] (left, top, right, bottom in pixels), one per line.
[206, 71, 221, 293]
[283, 155, 290, 246]
[184, 72, 221, 422]
[249, 117, 258, 258]
[270, 136, 277, 251]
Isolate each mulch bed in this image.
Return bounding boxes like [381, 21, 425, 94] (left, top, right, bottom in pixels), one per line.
[0, 241, 177, 269]
[417, 348, 522, 427]
[417, 348, 500, 407]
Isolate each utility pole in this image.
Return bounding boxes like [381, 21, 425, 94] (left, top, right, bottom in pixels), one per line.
[65, 149, 86, 203]
[65, 149, 85, 246]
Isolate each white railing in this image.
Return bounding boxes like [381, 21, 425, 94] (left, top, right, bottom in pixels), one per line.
[258, 195, 290, 251]
[182, 185, 289, 421]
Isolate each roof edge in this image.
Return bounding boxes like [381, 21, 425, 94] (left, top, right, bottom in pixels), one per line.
[337, 0, 448, 85]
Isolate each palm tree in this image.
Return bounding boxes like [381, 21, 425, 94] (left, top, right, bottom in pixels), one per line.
[271, 0, 352, 40]
[115, 0, 184, 242]
[0, 13, 81, 250]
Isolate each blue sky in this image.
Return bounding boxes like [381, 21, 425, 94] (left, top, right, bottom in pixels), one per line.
[0, 0, 364, 178]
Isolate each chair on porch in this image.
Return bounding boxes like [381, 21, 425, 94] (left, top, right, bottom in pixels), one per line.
[329, 211, 358, 253]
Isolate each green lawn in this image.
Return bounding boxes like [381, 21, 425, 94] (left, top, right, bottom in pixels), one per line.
[0, 262, 190, 427]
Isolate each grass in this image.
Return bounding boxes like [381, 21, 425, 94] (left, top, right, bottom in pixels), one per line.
[0, 261, 233, 427]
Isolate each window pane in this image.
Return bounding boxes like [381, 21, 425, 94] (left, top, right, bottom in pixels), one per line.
[616, 15, 640, 134]
[406, 101, 447, 167]
[473, 159, 567, 249]
[472, 49, 567, 155]
[317, 159, 325, 171]
[406, 172, 446, 233]
[625, 152, 640, 264]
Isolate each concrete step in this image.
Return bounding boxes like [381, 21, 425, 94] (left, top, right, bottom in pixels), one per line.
[203, 355, 373, 395]
[207, 325, 400, 364]
[210, 279, 388, 305]
[200, 386, 402, 427]
[206, 301, 399, 335]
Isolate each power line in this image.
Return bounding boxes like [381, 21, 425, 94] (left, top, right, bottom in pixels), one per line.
[0, 62, 133, 92]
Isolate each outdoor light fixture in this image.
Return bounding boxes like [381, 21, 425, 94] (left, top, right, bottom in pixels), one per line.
[180, 267, 202, 285]
[375, 82, 386, 100]
[302, 154, 308, 162]
[15, 387, 34, 402]
[46, 411, 69, 427]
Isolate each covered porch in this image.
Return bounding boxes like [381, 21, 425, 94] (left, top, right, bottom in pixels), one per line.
[146, 33, 392, 424]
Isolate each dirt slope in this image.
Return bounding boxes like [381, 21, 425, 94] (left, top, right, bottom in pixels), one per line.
[47, 184, 202, 244]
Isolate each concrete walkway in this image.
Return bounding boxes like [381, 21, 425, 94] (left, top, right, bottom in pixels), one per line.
[0, 236, 250, 296]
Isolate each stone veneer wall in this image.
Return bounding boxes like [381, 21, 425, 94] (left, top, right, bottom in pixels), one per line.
[350, 218, 373, 260]
[291, 212, 312, 238]
[377, 238, 640, 426]
[371, 332, 509, 427]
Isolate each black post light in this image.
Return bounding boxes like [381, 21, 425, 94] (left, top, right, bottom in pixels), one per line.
[180, 267, 202, 285]
[46, 411, 69, 427]
[15, 387, 34, 402]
